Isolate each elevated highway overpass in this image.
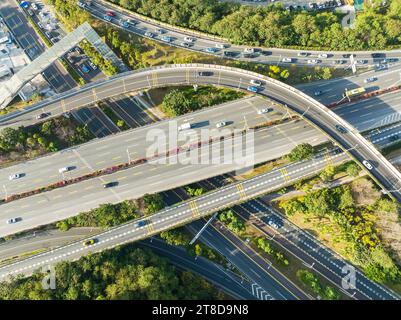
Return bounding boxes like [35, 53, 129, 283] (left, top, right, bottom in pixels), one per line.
[1, 64, 400, 202]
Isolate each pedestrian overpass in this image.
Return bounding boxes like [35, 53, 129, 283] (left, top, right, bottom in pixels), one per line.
[0, 22, 125, 109]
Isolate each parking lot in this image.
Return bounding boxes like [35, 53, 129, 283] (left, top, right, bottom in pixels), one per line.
[20, 0, 104, 83]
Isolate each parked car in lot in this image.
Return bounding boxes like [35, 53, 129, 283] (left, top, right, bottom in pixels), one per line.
[81, 64, 90, 74]
[82, 238, 98, 247]
[362, 160, 373, 170]
[364, 77, 377, 83]
[9, 173, 23, 181]
[88, 61, 98, 70]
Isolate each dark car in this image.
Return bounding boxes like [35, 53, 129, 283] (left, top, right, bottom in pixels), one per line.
[198, 71, 213, 76]
[82, 238, 98, 247]
[36, 112, 50, 120]
[136, 220, 147, 227]
[103, 181, 119, 188]
[260, 50, 272, 56]
[335, 124, 347, 134]
[389, 134, 399, 142]
[371, 53, 384, 58]
[223, 51, 237, 57]
[342, 53, 356, 58]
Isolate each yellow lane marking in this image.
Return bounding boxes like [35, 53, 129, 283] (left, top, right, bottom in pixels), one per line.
[236, 183, 247, 200]
[189, 200, 201, 218]
[280, 168, 291, 183]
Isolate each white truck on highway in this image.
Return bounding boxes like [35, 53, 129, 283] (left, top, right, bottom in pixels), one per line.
[178, 123, 193, 131]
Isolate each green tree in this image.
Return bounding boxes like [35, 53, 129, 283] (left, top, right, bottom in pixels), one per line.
[288, 143, 314, 161]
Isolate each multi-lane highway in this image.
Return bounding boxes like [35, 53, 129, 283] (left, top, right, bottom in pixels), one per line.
[1, 64, 400, 201]
[0, 150, 398, 300]
[0, 130, 339, 237]
[85, 0, 401, 68]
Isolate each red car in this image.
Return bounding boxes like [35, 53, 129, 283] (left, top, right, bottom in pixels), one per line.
[106, 11, 115, 17]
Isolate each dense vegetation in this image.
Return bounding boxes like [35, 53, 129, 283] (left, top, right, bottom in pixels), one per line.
[279, 182, 401, 284]
[161, 86, 244, 117]
[0, 245, 224, 299]
[0, 118, 93, 165]
[56, 193, 165, 231]
[218, 210, 246, 235]
[297, 269, 340, 300]
[109, 0, 401, 50]
[287, 143, 315, 162]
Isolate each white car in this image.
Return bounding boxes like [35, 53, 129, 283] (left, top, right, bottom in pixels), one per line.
[59, 166, 73, 174]
[243, 48, 255, 53]
[31, 3, 38, 10]
[257, 108, 272, 115]
[364, 77, 377, 83]
[215, 43, 227, 49]
[307, 59, 319, 64]
[362, 160, 373, 170]
[9, 173, 23, 181]
[297, 52, 308, 57]
[184, 36, 196, 42]
[6, 217, 20, 224]
[144, 31, 155, 38]
[282, 57, 292, 63]
[89, 61, 98, 70]
[216, 121, 228, 128]
[250, 79, 262, 86]
[318, 53, 328, 58]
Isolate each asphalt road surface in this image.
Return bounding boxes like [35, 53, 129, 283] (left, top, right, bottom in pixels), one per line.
[87, 0, 401, 69]
[0, 145, 348, 237]
[0, 64, 400, 201]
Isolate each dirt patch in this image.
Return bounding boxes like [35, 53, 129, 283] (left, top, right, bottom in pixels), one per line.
[350, 177, 381, 206]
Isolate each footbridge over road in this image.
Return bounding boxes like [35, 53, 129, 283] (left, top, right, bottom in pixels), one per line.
[0, 22, 125, 109]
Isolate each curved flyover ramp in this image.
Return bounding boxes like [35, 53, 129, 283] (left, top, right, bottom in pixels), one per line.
[1, 63, 401, 201]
